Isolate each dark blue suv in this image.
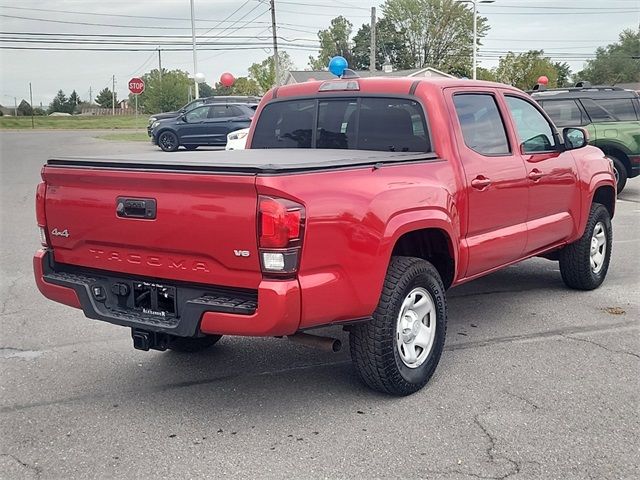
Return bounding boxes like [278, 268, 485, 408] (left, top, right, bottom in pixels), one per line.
[151, 103, 256, 152]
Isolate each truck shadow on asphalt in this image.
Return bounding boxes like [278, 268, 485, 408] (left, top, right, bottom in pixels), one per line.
[137, 259, 575, 399]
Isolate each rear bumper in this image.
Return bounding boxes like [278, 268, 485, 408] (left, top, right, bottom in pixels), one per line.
[33, 249, 301, 337]
[629, 155, 640, 178]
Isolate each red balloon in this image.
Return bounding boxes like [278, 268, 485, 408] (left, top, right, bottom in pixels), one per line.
[537, 75, 549, 85]
[220, 72, 235, 88]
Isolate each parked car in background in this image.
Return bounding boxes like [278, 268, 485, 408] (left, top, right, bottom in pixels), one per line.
[150, 103, 255, 151]
[532, 84, 640, 193]
[225, 127, 250, 150]
[147, 96, 260, 136]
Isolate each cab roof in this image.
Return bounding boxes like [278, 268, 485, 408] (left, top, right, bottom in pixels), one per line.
[271, 76, 523, 99]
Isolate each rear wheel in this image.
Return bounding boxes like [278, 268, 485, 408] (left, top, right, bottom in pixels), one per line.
[168, 335, 222, 353]
[158, 131, 179, 152]
[349, 257, 447, 396]
[608, 155, 627, 194]
[559, 203, 612, 290]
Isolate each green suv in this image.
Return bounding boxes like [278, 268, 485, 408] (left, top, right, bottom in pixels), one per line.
[532, 85, 640, 193]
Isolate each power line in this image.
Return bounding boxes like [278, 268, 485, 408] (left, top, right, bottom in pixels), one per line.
[202, 5, 268, 44]
[0, 32, 318, 43]
[198, 0, 252, 39]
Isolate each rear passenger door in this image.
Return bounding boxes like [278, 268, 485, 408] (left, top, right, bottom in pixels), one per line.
[502, 94, 581, 254]
[450, 91, 529, 278]
[200, 105, 236, 145]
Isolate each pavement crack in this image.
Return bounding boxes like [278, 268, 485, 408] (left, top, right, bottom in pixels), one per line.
[560, 334, 640, 360]
[0, 453, 42, 478]
[503, 390, 540, 410]
[473, 414, 520, 480]
[0, 274, 25, 315]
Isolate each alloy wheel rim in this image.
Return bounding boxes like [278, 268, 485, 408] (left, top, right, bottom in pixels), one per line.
[160, 134, 175, 150]
[590, 221, 607, 274]
[396, 287, 436, 369]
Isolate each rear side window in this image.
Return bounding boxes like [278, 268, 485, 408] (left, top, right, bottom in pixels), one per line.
[251, 97, 430, 152]
[539, 99, 587, 127]
[580, 99, 616, 123]
[453, 94, 510, 155]
[592, 98, 638, 121]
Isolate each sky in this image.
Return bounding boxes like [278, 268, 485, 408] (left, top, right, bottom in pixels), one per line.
[1, 0, 638, 107]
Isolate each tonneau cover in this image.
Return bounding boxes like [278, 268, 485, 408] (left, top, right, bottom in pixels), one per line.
[47, 149, 438, 174]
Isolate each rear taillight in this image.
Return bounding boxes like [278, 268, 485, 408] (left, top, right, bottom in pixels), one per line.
[36, 181, 48, 246]
[258, 196, 305, 276]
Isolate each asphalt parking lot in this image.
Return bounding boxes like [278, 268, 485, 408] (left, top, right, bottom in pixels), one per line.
[1, 130, 638, 479]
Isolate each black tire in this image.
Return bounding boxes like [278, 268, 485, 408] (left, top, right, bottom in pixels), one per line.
[158, 131, 179, 152]
[559, 203, 612, 290]
[349, 256, 447, 396]
[183, 145, 198, 151]
[608, 156, 627, 194]
[167, 335, 222, 353]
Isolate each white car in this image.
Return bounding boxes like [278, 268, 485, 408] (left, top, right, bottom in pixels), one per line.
[225, 128, 250, 150]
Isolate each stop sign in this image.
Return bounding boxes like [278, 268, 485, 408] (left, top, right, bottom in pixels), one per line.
[128, 77, 145, 95]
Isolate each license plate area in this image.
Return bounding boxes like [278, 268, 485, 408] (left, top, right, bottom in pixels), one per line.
[133, 282, 177, 317]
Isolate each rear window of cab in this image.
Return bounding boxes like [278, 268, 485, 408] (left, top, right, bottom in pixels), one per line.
[251, 97, 431, 152]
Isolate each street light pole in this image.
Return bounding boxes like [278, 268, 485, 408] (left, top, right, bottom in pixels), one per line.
[190, 0, 199, 99]
[456, 0, 494, 80]
[472, 1, 477, 80]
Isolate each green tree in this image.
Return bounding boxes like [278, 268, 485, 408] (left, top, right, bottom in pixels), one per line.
[49, 90, 69, 113]
[95, 87, 116, 108]
[199, 82, 215, 98]
[213, 77, 261, 96]
[381, 0, 489, 76]
[493, 50, 559, 90]
[308, 16, 355, 70]
[352, 17, 413, 70]
[577, 28, 640, 84]
[249, 52, 295, 92]
[476, 67, 497, 82]
[67, 90, 81, 112]
[17, 100, 32, 116]
[553, 62, 572, 87]
[129, 69, 191, 114]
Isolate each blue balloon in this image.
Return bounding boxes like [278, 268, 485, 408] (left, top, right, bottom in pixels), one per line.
[328, 56, 348, 77]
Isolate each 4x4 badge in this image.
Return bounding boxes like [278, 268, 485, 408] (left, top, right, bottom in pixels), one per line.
[51, 228, 70, 238]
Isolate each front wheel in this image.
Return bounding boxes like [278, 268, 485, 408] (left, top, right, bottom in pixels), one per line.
[167, 335, 222, 353]
[349, 257, 447, 396]
[158, 131, 179, 152]
[559, 203, 612, 290]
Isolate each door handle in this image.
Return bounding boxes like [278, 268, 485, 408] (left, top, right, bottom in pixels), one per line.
[528, 169, 544, 181]
[471, 176, 492, 190]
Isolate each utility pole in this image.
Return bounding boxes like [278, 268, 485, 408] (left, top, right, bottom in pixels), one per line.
[29, 82, 34, 128]
[270, 0, 280, 86]
[89, 86, 92, 105]
[369, 7, 376, 72]
[14, 97, 17, 116]
[112, 75, 115, 116]
[190, 0, 199, 99]
[158, 48, 163, 79]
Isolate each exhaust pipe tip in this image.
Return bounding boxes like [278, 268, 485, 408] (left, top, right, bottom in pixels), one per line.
[287, 332, 342, 352]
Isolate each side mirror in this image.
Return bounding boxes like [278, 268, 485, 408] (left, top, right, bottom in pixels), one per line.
[180, 114, 187, 122]
[563, 127, 588, 150]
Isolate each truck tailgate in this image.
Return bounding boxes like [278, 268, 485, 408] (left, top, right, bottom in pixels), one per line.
[42, 166, 261, 289]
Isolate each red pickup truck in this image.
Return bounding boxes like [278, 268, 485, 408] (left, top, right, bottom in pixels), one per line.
[34, 77, 615, 395]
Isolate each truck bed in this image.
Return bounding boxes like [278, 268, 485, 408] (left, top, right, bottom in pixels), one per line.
[48, 149, 439, 174]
